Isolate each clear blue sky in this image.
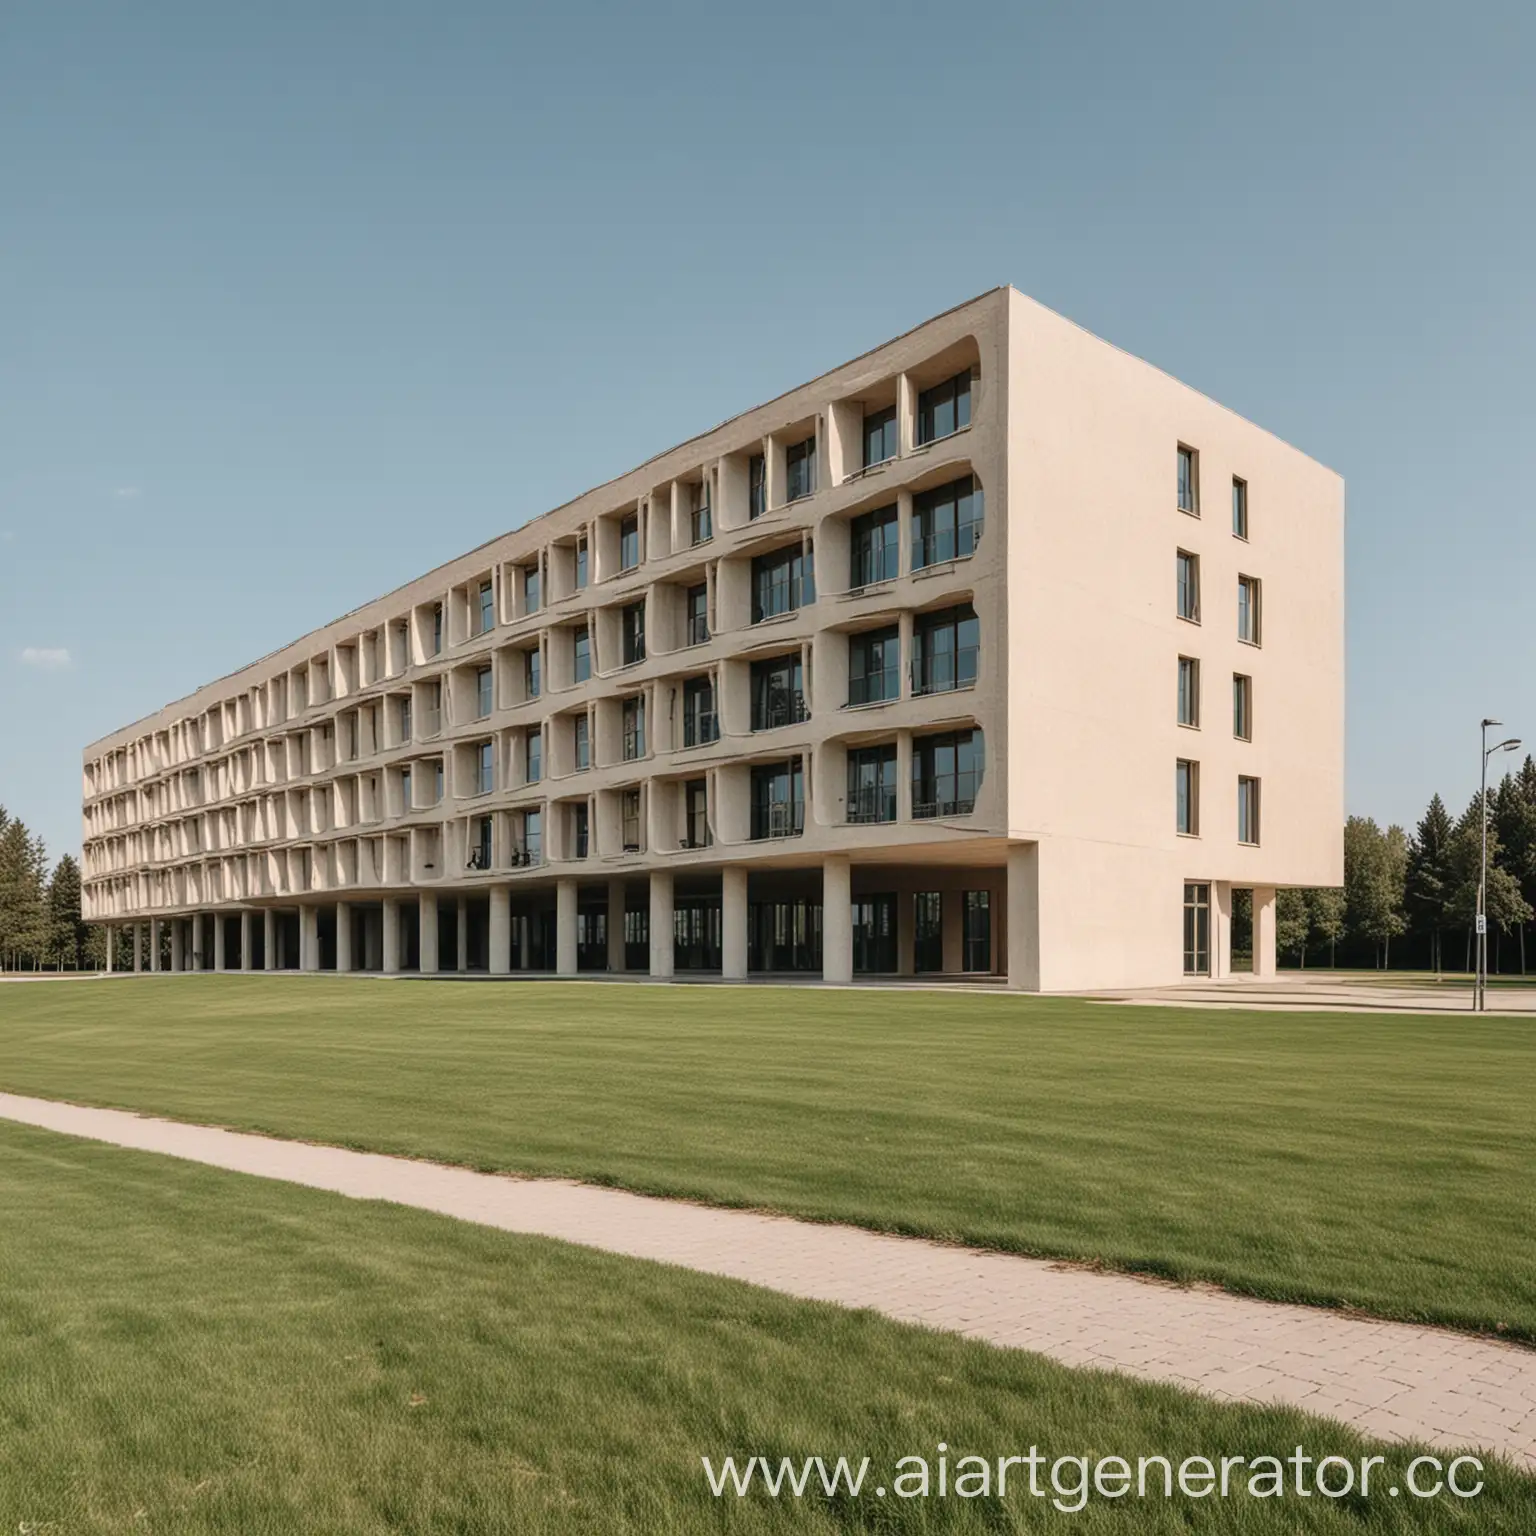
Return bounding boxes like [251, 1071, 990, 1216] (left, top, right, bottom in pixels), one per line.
[3, 1, 1532, 863]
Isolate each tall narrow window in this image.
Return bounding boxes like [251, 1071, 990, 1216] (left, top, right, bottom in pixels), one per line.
[622, 695, 645, 761]
[476, 740, 495, 795]
[400, 767, 412, 814]
[1177, 446, 1198, 514]
[750, 759, 804, 839]
[785, 436, 817, 502]
[690, 482, 712, 545]
[683, 777, 710, 848]
[748, 453, 766, 519]
[912, 477, 982, 568]
[476, 666, 493, 719]
[525, 730, 542, 784]
[848, 625, 900, 706]
[570, 802, 589, 859]
[573, 714, 590, 771]
[913, 892, 943, 973]
[962, 891, 991, 972]
[683, 676, 718, 747]
[863, 405, 898, 467]
[432, 603, 445, 654]
[522, 564, 541, 615]
[1237, 776, 1261, 845]
[1183, 883, 1211, 975]
[399, 697, 413, 742]
[846, 743, 898, 823]
[621, 601, 646, 665]
[917, 370, 972, 444]
[621, 788, 642, 852]
[1177, 656, 1200, 727]
[1177, 550, 1200, 622]
[1237, 576, 1262, 645]
[524, 647, 541, 700]
[472, 815, 493, 870]
[1232, 477, 1248, 539]
[1176, 759, 1199, 836]
[1233, 674, 1252, 741]
[433, 759, 444, 804]
[849, 504, 898, 587]
[573, 627, 591, 683]
[477, 580, 495, 636]
[520, 809, 542, 865]
[619, 514, 640, 572]
[686, 583, 709, 645]
[574, 538, 589, 590]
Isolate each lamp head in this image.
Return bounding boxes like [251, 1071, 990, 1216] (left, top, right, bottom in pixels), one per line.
[1483, 717, 1503, 729]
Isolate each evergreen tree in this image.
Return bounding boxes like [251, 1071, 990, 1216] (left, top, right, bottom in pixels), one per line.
[1446, 791, 1533, 972]
[1404, 794, 1456, 971]
[1493, 762, 1536, 972]
[46, 854, 85, 970]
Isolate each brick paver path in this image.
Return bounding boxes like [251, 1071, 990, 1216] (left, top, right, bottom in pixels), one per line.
[3, 1090, 1532, 1470]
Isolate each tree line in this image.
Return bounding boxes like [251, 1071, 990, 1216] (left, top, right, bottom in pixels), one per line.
[1280, 756, 1536, 972]
[0, 804, 104, 971]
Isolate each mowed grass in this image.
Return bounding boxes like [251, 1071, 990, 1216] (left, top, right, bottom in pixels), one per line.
[1, 1119, 1528, 1533]
[1, 977, 1534, 1340]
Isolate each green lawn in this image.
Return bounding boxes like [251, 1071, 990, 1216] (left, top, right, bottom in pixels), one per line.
[1, 1117, 1526, 1532]
[1, 977, 1534, 1341]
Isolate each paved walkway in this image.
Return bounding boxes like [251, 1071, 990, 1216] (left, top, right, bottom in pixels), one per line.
[1091, 974, 1536, 1016]
[2, 1091, 1532, 1470]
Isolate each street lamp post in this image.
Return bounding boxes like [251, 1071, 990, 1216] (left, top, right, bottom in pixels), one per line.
[1477, 719, 1522, 1013]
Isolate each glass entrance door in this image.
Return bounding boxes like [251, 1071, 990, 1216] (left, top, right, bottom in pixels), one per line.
[1183, 883, 1211, 976]
[852, 893, 897, 974]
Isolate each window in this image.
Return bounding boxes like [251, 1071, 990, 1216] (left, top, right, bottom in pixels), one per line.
[621, 600, 646, 665]
[1177, 550, 1200, 622]
[619, 514, 640, 572]
[914, 892, 943, 973]
[1183, 883, 1210, 975]
[621, 788, 642, 852]
[848, 625, 900, 706]
[912, 729, 983, 818]
[399, 767, 412, 813]
[476, 740, 495, 796]
[683, 676, 718, 747]
[1177, 656, 1200, 728]
[751, 544, 814, 623]
[913, 477, 982, 568]
[622, 695, 645, 761]
[522, 564, 541, 614]
[570, 802, 589, 859]
[433, 760, 445, 804]
[574, 538, 589, 590]
[1233, 674, 1252, 741]
[573, 627, 591, 683]
[750, 653, 807, 731]
[477, 580, 495, 636]
[690, 483, 712, 545]
[748, 453, 766, 519]
[750, 759, 804, 839]
[525, 730, 542, 784]
[1237, 576, 1261, 645]
[863, 405, 898, 467]
[573, 713, 590, 771]
[1238, 776, 1261, 845]
[518, 809, 542, 866]
[847, 743, 897, 824]
[911, 606, 979, 696]
[962, 890, 991, 972]
[683, 777, 710, 849]
[849, 503, 898, 587]
[432, 603, 445, 655]
[476, 666, 493, 719]
[399, 697, 412, 742]
[471, 815, 493, 871]
[686, 583, 709, 645]
[524, 647, 542, 699]
[423, 678, 442, 736]
[1176, 758, 1199, 836]
[785, 436, 817, 502]
[1232, 477, 1248, 539]
[1177, 446, 1198, 514]
[917, 370, 972, 444]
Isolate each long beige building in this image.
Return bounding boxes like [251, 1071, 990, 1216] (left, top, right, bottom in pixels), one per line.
[82, 288, 1344, 989]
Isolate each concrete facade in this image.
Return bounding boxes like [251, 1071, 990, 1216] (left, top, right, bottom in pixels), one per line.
[80, 289, 1344, 988]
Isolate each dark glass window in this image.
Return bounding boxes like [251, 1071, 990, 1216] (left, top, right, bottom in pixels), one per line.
[748, 453, 766, 519]
[912, 477, 982, 568]
[914, 892, 943, 973]
[1176, 758, 1199, 835]
[1238, 775, 1261, 845]
[476, 740, 495, 795]
[683, 777, 710, 849]
[750, 759, 804, 840]
[917, 370, 972, 444]
[472, 815, 493, 871]
[1177, 657, 1199, 727]
[476, 666, 493, 719]
[848, 625, 899, 706]
[523, 565, 541, 614]
[1232, 477, 1248, 538]
[432, 603, 444, 655]
[690, 483, 712, 545]
[1238, 576, 1261, 645]
[622, 695, 645, 761]
[1177, 551, 1200, 622]
[571, 802, 589, 858]
[1178, 447, 1198, 514]
[785, 436, 817, 502]
[1233, 674, 1252, 741]
[525, 647, 541, 699]
[399, 697, 412, 742]
[751, 544, 814, 623]
[573, 714, 590, 771]
[477, 581, 495, 636]
[519, 809, 542, 865]
[683, 676, 718, 747]
[863, 405, 898, 467]
[962, 891, 992, 973]
[574, 539, 589, 590]
[852, 893, 897, 974]
[686, 583, 710, 645]
[433, 760, 444, 803]
[846, 743, 897, 824]
[619, 514, 640, 572]
[525, 730, 542, 784]
[750, 653, 807, 731]
[1183, 882, 1210, 975]
[573, 627, 591, 683]
[849, 503, 898, 588]
[621, 788, 642, 852]
[911, 605, 979, 696]
[622, 600, 646, 665]
[912, 729, 983, 818]
[399, 767, 412, 812]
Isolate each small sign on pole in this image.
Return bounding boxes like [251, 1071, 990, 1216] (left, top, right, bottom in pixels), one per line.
[1476, 914, 1488, 935]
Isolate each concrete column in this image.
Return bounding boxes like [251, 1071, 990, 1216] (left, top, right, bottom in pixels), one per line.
[150, 918, 162, 973]
[896, 888, 915, 977]
[456, 896, 468, 972]
[336, 901, 353, 973]
[518, 911, 533, 970]
[134, 923, 144, 973]
[606, 878, 626, 972]
[263, 909, 277, 971]
[239, 911, 252, 972]
[300, 905, 320, 972]
[721, 865, 748, 980]
[1253, 886, 1278, 979]
[648, 870, 674, 979]
[556, 879, 578, 976]
[1213, 883, 1233, 980]
[489, 888, 511, 975]
[1006, 844, 1041, 991]
[170, 920, 184, 973]
[822, 855, 852, 984]
[213, 914, 226, 972]
[419, 895, 439, 975]
[104, 924, 115, 974]
[382, 898, 402, 974]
